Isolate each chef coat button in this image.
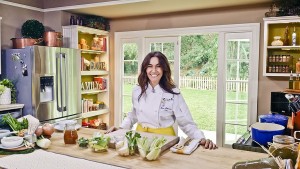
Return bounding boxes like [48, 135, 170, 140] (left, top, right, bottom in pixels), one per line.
[155, 110, 157, 112]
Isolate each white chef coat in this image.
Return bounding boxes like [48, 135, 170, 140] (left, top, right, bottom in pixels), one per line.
[120, 84, 205, 139]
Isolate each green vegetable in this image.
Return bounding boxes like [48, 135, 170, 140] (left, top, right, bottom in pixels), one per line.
[2, 114, 22, 131]
[125, 131, 141, 155]
[89, 135, 110, 152]
[36, 136, 51, 149]
[78, 137, 89, 148]
[137, 136, 166, 161]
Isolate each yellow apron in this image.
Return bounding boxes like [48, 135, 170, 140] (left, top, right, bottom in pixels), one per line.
[136, 123, 176, 136]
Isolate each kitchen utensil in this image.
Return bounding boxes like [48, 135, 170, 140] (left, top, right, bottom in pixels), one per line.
[259, 113, 288, 127]
[43, 31, 63, 47]
[251, 122, 285, 146]
[11, 38, 41, 49]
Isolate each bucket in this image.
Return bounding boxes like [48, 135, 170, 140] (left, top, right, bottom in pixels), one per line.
[43, 31, 63, 47]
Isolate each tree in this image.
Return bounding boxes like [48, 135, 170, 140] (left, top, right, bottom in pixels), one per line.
[180, 34, 218, 77]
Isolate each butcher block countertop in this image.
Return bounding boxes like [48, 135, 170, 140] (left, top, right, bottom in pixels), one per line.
[2, 128, 268, 169]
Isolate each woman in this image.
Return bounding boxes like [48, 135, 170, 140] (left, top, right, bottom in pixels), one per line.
[107, 51, 217, 149]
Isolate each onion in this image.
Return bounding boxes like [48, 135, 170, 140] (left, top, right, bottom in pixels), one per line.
[35, 126, 43, 137]
[42, 123, 55, 136]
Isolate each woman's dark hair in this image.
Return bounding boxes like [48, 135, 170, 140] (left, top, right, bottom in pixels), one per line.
[138, 51, 179, 100]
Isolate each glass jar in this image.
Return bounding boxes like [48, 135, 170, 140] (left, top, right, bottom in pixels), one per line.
[64, 123, 78, 144]
[268, 135, 298, 164]
[271, 36, 284, 46]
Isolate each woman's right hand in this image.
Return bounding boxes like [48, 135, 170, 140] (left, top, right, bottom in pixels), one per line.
[104, 126, 119, 134]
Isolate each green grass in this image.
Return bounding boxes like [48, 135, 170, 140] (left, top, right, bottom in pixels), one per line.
[123, 84, 247, 134]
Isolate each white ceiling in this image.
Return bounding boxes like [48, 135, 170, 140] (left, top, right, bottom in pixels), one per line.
[66, 0, 272, 19]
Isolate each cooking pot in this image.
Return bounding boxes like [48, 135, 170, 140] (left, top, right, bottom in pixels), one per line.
[259, 113, 288, 127]
[11, 38, 39, 49]
[43, 31, 63, 47]
[251, 122, 285, 146]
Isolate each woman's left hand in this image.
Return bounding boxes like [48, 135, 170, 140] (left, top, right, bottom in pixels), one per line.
[199, 138, 218, 150]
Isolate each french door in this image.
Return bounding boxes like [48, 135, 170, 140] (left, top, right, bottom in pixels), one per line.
[115, 23, 260, 147]
[218, 32, 258, 147]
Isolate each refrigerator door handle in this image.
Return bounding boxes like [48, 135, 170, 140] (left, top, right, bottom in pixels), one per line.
[61, 53, 68, 112]
[56, 54, 63, 112]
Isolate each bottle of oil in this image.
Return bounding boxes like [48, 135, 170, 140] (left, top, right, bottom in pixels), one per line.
[289, 71, 294, 89]
[292, 26, 297, 46]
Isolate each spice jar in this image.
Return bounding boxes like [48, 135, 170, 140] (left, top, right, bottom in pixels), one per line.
[268, 135, 298, 164]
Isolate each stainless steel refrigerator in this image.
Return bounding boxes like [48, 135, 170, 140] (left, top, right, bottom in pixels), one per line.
[2, 46, 81, 123]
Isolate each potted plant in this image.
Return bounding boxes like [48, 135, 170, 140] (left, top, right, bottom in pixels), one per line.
[21, 19, 45, 39]
[0, 79, 16, 104]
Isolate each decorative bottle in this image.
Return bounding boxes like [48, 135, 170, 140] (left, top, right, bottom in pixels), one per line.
[70, 16, 75, 25]
[292, 26, 297, 46]
[289, 71, 294, 89]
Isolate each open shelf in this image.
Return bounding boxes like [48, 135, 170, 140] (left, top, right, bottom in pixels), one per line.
[81, 70, 108, 76]
[82, 108, 109, 118]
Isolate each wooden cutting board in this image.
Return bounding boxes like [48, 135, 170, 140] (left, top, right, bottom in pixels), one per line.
[105, 129, 179, 153]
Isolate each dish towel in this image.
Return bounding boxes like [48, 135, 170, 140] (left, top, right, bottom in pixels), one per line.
[170, 137, 200, 155]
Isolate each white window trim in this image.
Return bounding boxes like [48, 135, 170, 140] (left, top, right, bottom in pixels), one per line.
[114, 23, 260, 146]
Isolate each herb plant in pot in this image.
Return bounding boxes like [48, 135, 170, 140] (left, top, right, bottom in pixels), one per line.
[11, 19, 45, 49]
[0, 79, 16, 104]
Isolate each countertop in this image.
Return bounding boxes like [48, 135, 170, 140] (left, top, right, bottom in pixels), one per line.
[42, 128, 267, 169]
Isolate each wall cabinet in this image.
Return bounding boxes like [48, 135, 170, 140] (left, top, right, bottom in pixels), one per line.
[263, 16, 300, 76]
[62, 25, 109, 128]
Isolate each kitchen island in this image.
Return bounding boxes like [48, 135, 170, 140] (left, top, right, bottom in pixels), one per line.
[42, 128, 267, 169]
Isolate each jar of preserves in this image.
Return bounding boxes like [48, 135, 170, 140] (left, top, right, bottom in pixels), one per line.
[268, 135, 298, 164]
[64, 122, 78, 144]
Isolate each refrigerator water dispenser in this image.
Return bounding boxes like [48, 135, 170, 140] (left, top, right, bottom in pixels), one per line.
[40, 76, 54, 102]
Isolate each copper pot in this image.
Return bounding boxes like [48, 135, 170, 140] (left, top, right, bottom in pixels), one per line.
[11, 38, 39, 49]
[44, 31, 63, 47]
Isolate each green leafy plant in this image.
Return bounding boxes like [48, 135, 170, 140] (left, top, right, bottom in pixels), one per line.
[0, 79, 16, 103]
[21, 19, 45, 39]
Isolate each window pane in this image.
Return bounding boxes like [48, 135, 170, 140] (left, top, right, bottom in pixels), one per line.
[225, 103, 248, 125]
[224, 124, 247, 145]
[226, 84, 248, 100]
[124, 61, 138, 76]
[227, 40, 250, 60]
[226, 61, 249, 79]
[122, 43, 138, 120]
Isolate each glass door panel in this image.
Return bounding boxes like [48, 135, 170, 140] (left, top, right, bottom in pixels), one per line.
[122, 43, 139, 120]
[224, 33, 251, 146]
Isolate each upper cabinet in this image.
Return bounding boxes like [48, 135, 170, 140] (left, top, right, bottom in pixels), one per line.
[62, 25, 110, 128]
[263, 16, 300, 76]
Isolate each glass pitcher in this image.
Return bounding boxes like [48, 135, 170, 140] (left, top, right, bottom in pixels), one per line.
[64, 123, 78, 144]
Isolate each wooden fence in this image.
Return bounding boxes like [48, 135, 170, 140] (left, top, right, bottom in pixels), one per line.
[123, 76, 248, 92]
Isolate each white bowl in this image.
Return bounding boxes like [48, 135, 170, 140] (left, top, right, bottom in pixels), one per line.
[57, 120, 77, 128]
[1, 136, 23, 148]
[0, 130, 11, 139]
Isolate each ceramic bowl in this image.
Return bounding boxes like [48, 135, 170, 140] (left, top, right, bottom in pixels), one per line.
[0, 129, 11, 139]
[1, 136, 23, 148]
[57, 120, 77, 129]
